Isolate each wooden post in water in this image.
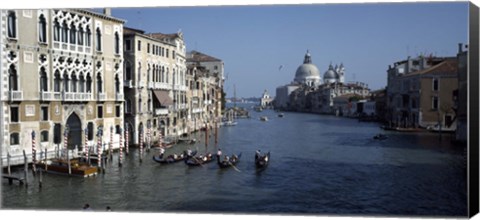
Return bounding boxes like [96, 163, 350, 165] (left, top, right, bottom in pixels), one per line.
[97, 129, 103, 173]
[109, 126, 113, 162]
[23, 150, 28, 187]
[139, 130, 144, 163]
[39, 169, 43, 188]
[31, 131, 37, 176]
[44, 148, 48, 171]
[7, 152, 11, 175]
[67, 150, 71, 176]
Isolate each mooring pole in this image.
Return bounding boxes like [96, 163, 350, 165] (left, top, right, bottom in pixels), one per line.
[23, 150, 28, 187]
[44, 148, 48, 171]
[7, 152, 11, 175]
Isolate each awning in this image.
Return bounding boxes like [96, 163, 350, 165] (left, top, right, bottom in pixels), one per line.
[153, 90, 174, 106]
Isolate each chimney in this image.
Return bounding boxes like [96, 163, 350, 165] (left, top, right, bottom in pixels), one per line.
[103, 8, 111, 16]
[458, 43, 463, 53]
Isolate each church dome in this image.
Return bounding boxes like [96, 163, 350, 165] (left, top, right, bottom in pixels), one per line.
[324, 64, 338, 82]
[294, 51, 321, 85]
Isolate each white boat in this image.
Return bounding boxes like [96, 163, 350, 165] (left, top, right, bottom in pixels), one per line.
[260, 116, 268, 121]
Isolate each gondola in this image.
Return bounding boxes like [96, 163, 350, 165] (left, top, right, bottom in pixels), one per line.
[373, 134, 388, 140]
[152, 150, 196, 164]
[216, 153, 242, 169]
[184, 152, 215, 166]
[255, 151, 270, 169]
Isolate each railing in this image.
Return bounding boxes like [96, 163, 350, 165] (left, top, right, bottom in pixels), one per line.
[97, 93, 106, 101]
[39, 91, 54, 101]
[53, 42, 60, 49]
[124, 80, 132, 88]
[178, 103, 187, 109]
[158, 83, 170, 90]
[155, 108, 169, 116]
[116, 93, 124, 101]
[63, 92, 75, 101]
[53, 92, 62, 100]
[8, 91, 23, 101]
[82, 93, 92, 101]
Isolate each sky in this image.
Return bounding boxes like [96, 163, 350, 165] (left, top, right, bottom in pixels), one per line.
[105, 2, 469, 98]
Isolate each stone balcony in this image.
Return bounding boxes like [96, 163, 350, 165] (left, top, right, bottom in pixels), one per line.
[8, 91, 23, 101]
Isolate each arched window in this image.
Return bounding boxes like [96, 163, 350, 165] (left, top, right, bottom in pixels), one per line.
[114, 32, 120, 54]
[10, 133, 19, 145]
[71, 73, 77, 92]
[78, 25, 84, 45]
[8, 65, 18, 91]
[53, 19, 60, 41]
[125, 99, 132, 113]
[79, 73, 85, 93]
[86, 26, 91, 47]
[161, 66, 165, 83]
[41, 130, 49, 142]
[7, 11, 17, 38]
[125, 62, 132, 81]
[70, 23, 76, 44]
[166, 68, 169, 83]
[139, 97, 142, 113]
[96, 27, 102, 51]
[86, 73, 92, 92]
[115, 74, 120, 93]
[147, 64, 151, 82]
[63, 72, 69, 92]
[40, 67, 48, 92]
[137, 63, 141, 83]
[54, 70, 61, 92]
[61, 21, 68, 43]
[96, 75, 102, 93]
[38, 14, 47, 43]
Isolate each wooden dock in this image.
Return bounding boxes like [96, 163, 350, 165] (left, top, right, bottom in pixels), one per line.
[2, 174, 25, 185]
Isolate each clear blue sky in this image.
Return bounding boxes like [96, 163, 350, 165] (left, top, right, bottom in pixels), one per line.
[111, 2, 468, 98]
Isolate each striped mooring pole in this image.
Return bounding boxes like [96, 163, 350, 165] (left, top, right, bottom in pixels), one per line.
[119, 127, 123, 167]
[97, 130, 102, 171]
[109, 126, 113, 161]
[84, 128, 89, 163]
[31, 131, 37, 174]
[125, 126, 129, 155]
[139, 131, 143, 163]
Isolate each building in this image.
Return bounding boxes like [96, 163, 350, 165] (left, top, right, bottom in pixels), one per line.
[260, 90, 273, 108]
[186, 50, 224, 127]
[123, 27, 187, 145]
[386, 54, 458, 129]
[455, 43, 467, 142]
[1, 9, 124, 165]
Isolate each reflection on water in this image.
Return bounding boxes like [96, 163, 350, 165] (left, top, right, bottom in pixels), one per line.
[2, 105, 467, 216]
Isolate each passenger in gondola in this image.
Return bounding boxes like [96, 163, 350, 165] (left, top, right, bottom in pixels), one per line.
[224, 155, 230, 162]
[217, 148, 222, 157]
[255, 150, 261, 160]
[159, 147, 165, 156]
[187, 149, 192, 156]
[232, 154, 238, 162]
[173, 153, 178, 159]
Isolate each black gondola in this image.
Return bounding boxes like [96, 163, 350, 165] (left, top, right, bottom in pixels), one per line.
[216, 153, 242, 168]
[184, 152, 215, 166]
[255, 151, 270, 169]
[153, 150, 196, 164]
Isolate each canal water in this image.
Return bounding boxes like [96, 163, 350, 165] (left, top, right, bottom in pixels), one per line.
[1, 104, 467, 217]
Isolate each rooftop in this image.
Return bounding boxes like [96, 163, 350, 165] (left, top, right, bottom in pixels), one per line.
[187, 50, 222, 62]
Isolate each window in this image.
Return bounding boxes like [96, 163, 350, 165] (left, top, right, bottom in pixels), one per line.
[432, 96, 439, 110]
[137, 40, 141, 51]
[87, 122, 94, 140]
[98, 106, 103, 118]
[71, 73, 78, 92]
[10, 133, 19, 145]
[61, 21, 68, 43]
[40, 67, 48, 91]
[147, 43, 150, 53]
[53, 123, 61, 144]
[166, 49, 169, 58]
[86, 26, 91, 47]
[115, 125, 121, 134]
[79, 73, 85, 93]
[116, 105, 121, 117]
[40, 131, 49, 142]
[70, 23, 76, 44]
[63, 72, 69, 92]
[10, 106, 19, 123]
[78, 25, 84, 45]
[173, 51, 176, 59]
[125, 99, 132, 113]
[41, 106, 48, 121]
[433, 78, 439, 91]
[86, 73, 92, 92]
[114, 32, 120, 54]
[54, 71, 61, 92]
[38, 14, 47, 43]
[125, 39, 131, 51]
[7, 11, 17, 38]
[53, 19, 60, 41]
[125, 62, 132, 80]
[214, 65, 218, 70]
[9, 64, 18, 91]
[96, 27, 102, 51]
[139, 97, 142, 113]
[96, 75, 103, 93]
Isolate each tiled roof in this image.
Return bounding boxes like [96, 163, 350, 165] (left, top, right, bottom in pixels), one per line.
[406, 58, 458, 76]
[187, 50, 222, 62]
[123, 27, 145, 34]
[148, 33, 181, 40]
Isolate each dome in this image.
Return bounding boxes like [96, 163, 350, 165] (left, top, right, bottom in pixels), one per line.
[324, 69, 337, 79]
[293, 50, 321, 85]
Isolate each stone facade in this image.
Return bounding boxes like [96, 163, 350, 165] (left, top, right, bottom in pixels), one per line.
[1, 9, 124, 165]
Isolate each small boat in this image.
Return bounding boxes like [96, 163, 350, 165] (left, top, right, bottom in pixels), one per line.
[260, 116, 268, 121]
[427, 124, 456, 133]
[278, 113, 284, 118]
[223, 121, 238, 126]
[255, 151, 270, 169]
[184, 152, 216, 166]
[216, 153, 242, 169]
[373, 134, 388, 140]
[37, 158, 98, 177]
[152, 150, 196, 164]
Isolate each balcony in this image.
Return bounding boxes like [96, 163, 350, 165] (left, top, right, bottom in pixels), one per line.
[192, 108, 203, 113]
[116, 93, 124, 101]
[158, 83, 170, 90]
[97, 93, 106, 101]
[148, 82, 154, 89]
[53, 92, 62, 100]
[124, 80, 133, 88]
[82, 93, 92, 101]
[155, 108, 169, 116]
[8, 91, 23, 101]
[39, 91, 54, 101]
[63, 92, 75, 101]
[178, 103, 187, 109]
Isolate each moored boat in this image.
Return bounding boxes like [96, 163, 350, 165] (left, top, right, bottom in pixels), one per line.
[216, 153, 242, 169]
[184, 152, 215, 166]
[37, 158, 97, 177]
[260, 116, 268, 121]
[153, 150, 196, 164]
